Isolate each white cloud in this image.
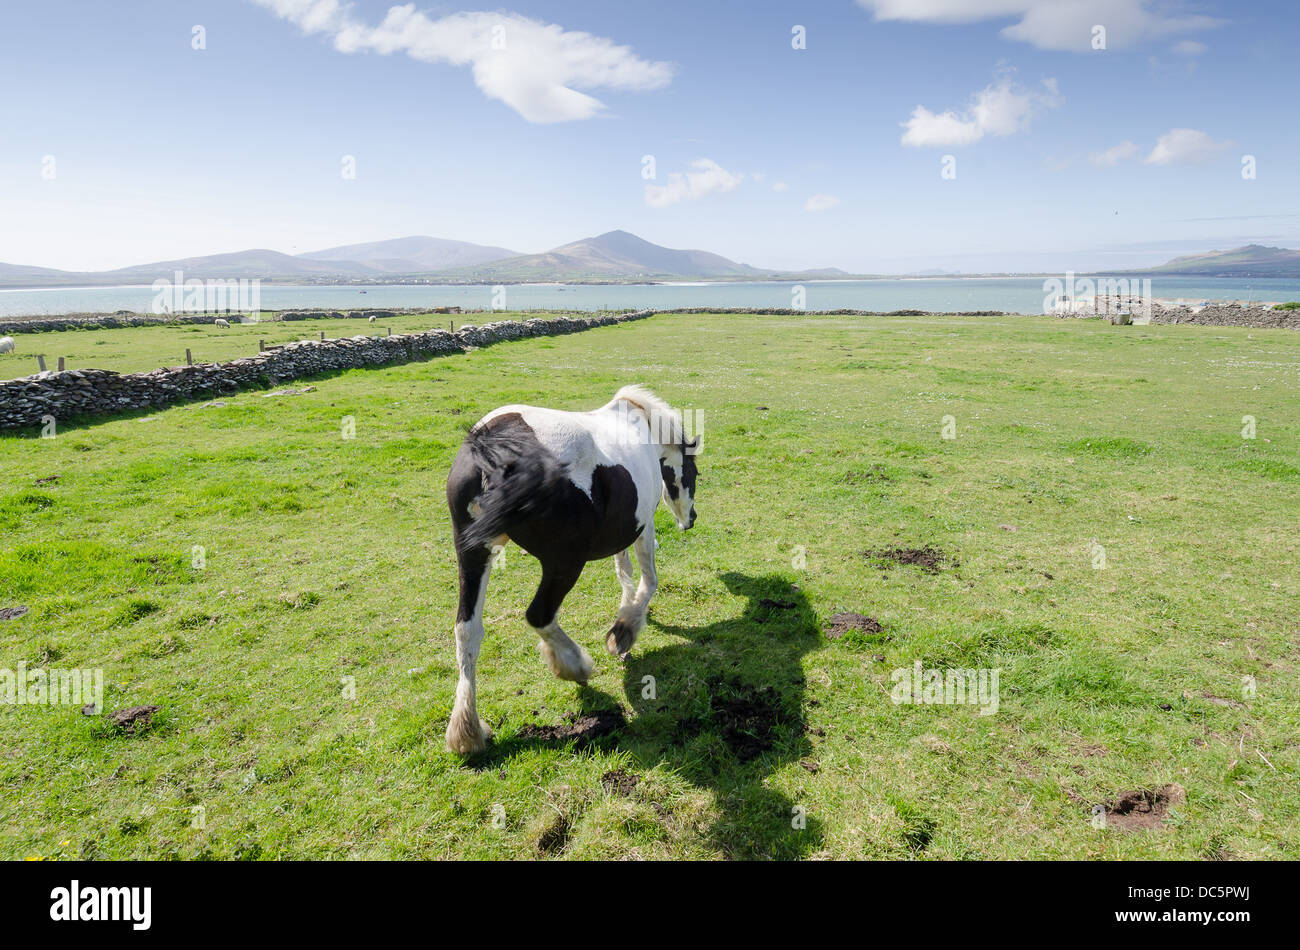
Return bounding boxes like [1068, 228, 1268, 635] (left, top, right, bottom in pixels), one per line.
[1171, 39, 1207, 55]
[856, 1, 1221, 52]
[901, 73, 1061, 147]
[804, 194, 841, 212]
[644, 159, 743, 208]
[1090, 140, 1139, 166]
[1144, 128, 1232, 165]
[772, 182, 790, 192]
[252, 0, 673, 123]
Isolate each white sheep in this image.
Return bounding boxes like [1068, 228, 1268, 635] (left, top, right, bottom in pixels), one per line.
[0, 336, 14, 354]
[214, 318, 230, 328]
[368, 315, 376, 323]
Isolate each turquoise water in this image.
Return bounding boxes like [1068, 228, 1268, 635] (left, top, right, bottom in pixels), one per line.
[3, 277, 1299, 317]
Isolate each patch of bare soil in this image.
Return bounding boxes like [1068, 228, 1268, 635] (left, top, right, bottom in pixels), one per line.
[0, 607, 29, 621]
[601, 769, 640, 796]
[1104, 784, 1186, 831]
[864, 545, 951, 573]
[107, 705, 160, 735]
[536, 814, 571, 854]
[845, 465, 892, 483]
[517, 708, 626, 747]
[825, 612, 883, 639]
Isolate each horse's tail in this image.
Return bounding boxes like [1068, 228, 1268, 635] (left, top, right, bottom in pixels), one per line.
[456, 423, 568, 554]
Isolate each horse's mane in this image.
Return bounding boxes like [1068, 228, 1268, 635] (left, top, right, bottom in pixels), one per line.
[611, 384, 684, 445]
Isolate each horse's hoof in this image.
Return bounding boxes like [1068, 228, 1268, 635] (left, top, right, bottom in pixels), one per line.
[446, 716, 493, 756]
[606, 618, 637, 658]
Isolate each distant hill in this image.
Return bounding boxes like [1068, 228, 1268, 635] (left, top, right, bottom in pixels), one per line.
[1133, 245, 1300, 278]
[100, 249, 377, 281]
[0, 229, 846, 286]
[0, 262, 72, 280]
[296, 236, 519, 274]
[438, 229, 797, 280]
[437, 229, 766, 280]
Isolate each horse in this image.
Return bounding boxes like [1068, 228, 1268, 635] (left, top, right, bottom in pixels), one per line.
[444, 385, 699, 755]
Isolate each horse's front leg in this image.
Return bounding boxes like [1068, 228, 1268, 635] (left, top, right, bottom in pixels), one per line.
[528, 564, 593, 683]
[606, 528, 657, 658]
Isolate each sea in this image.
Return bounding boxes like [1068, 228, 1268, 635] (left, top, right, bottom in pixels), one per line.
[2, 276, 1299, 318]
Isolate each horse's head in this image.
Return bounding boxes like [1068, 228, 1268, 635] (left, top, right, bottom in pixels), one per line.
[659, 435, 699, 530]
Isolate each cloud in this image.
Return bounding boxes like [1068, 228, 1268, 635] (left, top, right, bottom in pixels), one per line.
[772, 182, 790, 192]
[1144, 128, 1232, 164]
[251, 0, 673, 123]
[804, 194, 841, 212]
[856, 1, 1222, 52]
[644, 159, 743, 207]
[1090, 140, 1139, 166]
[1171, 39, 1207, 55]
[901, 73, 1061, 147]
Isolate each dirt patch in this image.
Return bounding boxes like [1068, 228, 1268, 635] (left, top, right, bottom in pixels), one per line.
[0, 606, 29, 621]
[864, 546, 951, 573]
[1104, 784, 1186, 831]
[107, 705, 160, 735]
[1201, 692, 1244, 709]
[825, 612, 883, 639]
[536, 814, 571, 855]
[845, 465, 892, 483]
[261, 386, 317, 398]
[601, 768, 640, 797]
[34, 475, 60, 486]
[711, 685, 783, 762]
[516, 708, 626, 747]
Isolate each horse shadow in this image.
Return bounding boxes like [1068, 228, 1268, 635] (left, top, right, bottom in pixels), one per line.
[483, 571, 825, 859]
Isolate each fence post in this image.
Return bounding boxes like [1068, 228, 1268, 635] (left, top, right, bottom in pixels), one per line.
[57, 357, 65, 372]
[320, 331, 326, 342]
[186, 348, 193, 366]
[259, 339, 265, 353]
[36, 355, 46, 372]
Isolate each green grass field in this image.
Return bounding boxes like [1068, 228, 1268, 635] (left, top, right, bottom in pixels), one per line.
[1, 311, 1297, 860]
[0, 311, 496, 381]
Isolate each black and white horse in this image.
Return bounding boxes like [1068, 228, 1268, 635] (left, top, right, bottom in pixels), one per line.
[444, 386, 699, 755]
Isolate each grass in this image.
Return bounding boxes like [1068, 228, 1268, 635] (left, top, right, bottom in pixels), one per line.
[1, 311, 1297, 860]
[0, 310, 522, 381]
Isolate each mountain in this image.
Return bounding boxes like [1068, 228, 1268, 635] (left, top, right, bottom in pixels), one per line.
[0, 262, 72, 280]
[1134, 245, 1300, 278]
[296, 236, 519, 274]
[0, 230, 845, 286]
[99, 249, 378, 280]
[436, 229, 772, 280]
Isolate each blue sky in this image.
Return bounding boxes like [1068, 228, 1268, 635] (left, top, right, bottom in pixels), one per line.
[1, 0, 1297, 273]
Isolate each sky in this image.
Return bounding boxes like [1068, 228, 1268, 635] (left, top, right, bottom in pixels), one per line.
[1, 0, 1298, 274]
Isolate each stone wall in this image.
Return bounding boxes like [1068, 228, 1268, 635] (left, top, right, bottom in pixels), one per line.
[1148, 303, 1300, 329]
[0, 307, 460, 335]
[0, 311, 652, 432]
[1055, 298, 1300, 329]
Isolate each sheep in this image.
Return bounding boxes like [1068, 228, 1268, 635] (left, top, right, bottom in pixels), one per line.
[0, 336, 14, 354]
[368, 315, 376, 323]
[214, 318, 230, 328]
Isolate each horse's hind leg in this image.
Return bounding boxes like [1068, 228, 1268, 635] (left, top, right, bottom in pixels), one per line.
[446, 541, 496, 755]
[528, 565, 594, 683]
[606, 529, 657, 658]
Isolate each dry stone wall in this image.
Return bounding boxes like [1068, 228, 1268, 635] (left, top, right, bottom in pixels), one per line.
[0, 311, 652, 432]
